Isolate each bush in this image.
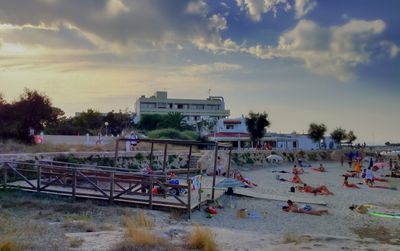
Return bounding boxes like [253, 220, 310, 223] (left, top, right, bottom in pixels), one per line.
[186, 226, 218, 251]
[148, 128, 197, 140]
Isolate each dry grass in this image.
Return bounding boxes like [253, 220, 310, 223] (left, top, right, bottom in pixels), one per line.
[281, 232, 303, 245]
[0, 240, 19, 251]
[186, 226, 218, 251]
[122, 212, 155, 229]
[69, 237, 85, 248]
[352, 225, 400, 245]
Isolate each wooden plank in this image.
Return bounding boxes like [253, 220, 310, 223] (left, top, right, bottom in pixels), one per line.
[233, 188, 327, 206]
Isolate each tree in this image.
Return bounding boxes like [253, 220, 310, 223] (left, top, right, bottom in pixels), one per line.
[308, 123, 327, 149]
[103, 110, 133, 136]
[347, 130, 357, 144]
[245, 111, 270, 146]
[72, 109, 103, 135]
[0, 89, 63, 142]
[137, 114, 165, 131]
[330, 127, 347, 148]
[159, 112, 189, 130]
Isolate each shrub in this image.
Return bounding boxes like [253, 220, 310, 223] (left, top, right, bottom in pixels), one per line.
[186, 226, 218, 251]
[148, 128, 197, 140]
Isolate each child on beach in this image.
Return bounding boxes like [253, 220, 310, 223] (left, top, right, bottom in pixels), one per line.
[365, 167, 374, 186]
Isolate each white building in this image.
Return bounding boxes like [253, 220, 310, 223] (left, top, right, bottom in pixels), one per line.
[135, 91, 230, 124]
[208, 117, 337, 150]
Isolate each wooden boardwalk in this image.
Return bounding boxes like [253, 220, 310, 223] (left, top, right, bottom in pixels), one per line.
[1, 161, 224, 219]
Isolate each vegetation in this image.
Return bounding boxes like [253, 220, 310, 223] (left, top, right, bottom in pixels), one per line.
[0, 88, 64, 143]
[347, 130, 357, 144]
[308, 123, 327, 148]
[138, 113, 193, 131]
[245, 111, 270, 146]
[330, 127, 347, 148]
[148, 128, 198, 141]
[0, 89, 133, 143]
[186, 226, 218, 251]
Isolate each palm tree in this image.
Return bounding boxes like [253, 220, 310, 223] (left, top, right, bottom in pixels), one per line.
[308, 123, 327, 149]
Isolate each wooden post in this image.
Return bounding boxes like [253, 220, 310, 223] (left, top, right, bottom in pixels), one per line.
[72, 168, 77, 201]
[109, 172, 115, 204]
[149, 142, 154, 168]
[187, 178, 192, 220]
[113, 139, 120, 167]
[36, 164, 41, 193]
[162, 143, 168, 173]
[2, 163, 7, 189]
[149, 176, 153, 210]
[198, 176, 202, 211]
[187, 145, 192, 180]
[227, 148, 232, 178]
[211, 144, 218, 201]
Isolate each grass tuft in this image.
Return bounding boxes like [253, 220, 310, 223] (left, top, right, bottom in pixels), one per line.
[186, 226, 218, 251]
[0, 240, 18, 251]
[69, 237, 85, 248]
[122, 212, 155, 229]
[281, 232, 302, 245]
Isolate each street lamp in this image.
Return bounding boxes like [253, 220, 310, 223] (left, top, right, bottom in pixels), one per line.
[104, 121, 109, 136]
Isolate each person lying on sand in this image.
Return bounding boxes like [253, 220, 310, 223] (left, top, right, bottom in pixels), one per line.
[297, 184, 334, 195]
[349, 204, 372, 214]
[291, 173, 303, 184]
[343, 176, 360, 189]
[282, 202, 329, 216]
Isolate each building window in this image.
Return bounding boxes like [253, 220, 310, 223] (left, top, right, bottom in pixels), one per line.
[293, 141, 297, 148]
[169, 104, 173, 109]
[177, 104, 183, 109]
[191, 104, 204, 110]
[226, 125, 234, 129]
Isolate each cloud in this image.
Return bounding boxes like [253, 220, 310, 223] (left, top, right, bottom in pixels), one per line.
[247, 19, 391, 81]
[294, 0, 317, 19]
[0, 0, 221, 53]
[236, 0, 316, 22]
[236, 0, 291, 21]
[182, 62, 243, 75]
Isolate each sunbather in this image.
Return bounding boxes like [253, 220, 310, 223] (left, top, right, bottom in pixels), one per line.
[291, 173, 303, 184]
[297, 184, 334, 195]
[282, 204, 328, 216]
[343, 176, 360, 189]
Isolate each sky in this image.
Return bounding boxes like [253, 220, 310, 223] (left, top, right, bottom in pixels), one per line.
[0, 0, 399, 144]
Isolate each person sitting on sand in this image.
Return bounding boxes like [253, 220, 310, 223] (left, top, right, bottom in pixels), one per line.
[297, 184, 334, 195]
[292, 165, 304, 175]
[343, 176, 360, 189]
[291, 173, 303, 184]
[282, 204, 329, 216]
[318, 163, 326, 172]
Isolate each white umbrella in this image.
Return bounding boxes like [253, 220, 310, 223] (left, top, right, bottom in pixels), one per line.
[267, 155, 284, 163]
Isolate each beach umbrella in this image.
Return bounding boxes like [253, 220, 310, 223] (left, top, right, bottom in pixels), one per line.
[267, 155, 284, 163]
[214, 178, 247, 188]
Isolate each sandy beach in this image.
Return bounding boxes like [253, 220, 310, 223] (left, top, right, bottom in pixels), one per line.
[2, 160, 400, 251]
[189, 160, 400, 250]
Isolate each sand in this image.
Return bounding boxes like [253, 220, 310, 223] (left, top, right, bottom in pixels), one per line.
[189, 161, 400, 249]
[3, 160, 400, 250]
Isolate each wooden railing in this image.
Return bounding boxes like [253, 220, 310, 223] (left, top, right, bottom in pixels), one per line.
[0, 160, 202, 219]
